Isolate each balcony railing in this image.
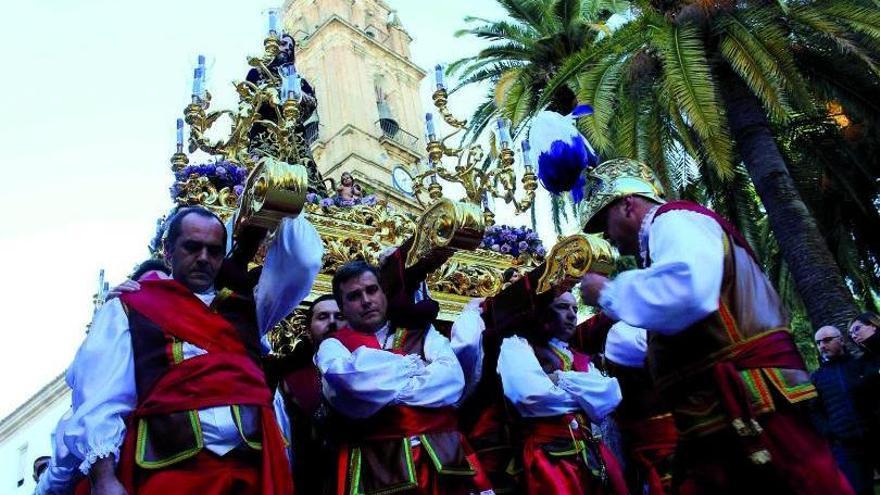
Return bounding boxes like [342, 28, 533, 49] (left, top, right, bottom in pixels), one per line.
[376, 119, 418, 149]
[304, 121, 322, 146]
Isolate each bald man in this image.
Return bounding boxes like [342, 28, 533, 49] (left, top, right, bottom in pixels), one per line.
[811, 326, 880, 495]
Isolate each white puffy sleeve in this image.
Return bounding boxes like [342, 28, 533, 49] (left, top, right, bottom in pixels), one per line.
[604, 321, 648, 368]
[556, 363, 622, 423]
[61, 299, 136, 475]
[254, 215, 324, 336]
[450, 300, 485, 397]
[34, 409, 78, 495]
[599, 211, 725, 334]
[315, 338, 422, 419]
[396, 327, 465, 407]
[497, 337, 579, 417]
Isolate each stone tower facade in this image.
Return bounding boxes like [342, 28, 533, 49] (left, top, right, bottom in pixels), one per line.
[283, 0, 425, 211]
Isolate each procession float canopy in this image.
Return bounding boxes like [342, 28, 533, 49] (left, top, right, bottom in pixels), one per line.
[157, 14, 617, 355]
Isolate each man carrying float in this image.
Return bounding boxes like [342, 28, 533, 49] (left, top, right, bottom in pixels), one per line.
[315, 260, 494, 495]
[578, 158, 854, 494]
[37, 205, 323, 495]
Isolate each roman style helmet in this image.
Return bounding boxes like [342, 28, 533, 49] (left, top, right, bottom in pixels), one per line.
[579, 158, 666, 233]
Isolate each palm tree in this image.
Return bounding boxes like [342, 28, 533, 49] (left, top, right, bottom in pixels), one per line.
[447, 0, 628, 140]
[538, 0, 880, 330]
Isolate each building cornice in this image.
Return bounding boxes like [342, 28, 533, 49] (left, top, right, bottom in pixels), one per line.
[0, 373, 68, 443]
[300, 15, 426, 78]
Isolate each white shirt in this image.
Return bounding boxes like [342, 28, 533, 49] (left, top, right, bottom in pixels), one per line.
[314, 323, 465, 420]
[449, 299, 486, 399]
[604, 322, 648, 368]
[37, 216, 323, 494]
[599, 209, 725, 334]
[497, 336, 621, 422]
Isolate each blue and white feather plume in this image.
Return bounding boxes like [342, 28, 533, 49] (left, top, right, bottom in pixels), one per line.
[527, 105, 598, 203]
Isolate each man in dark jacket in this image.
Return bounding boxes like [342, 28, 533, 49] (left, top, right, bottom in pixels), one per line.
[811, 325, 879, 495]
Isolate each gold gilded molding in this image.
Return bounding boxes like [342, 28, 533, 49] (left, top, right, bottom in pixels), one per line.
[235, 157, 307, 235]
[536, 234, 617, 294]
[405, 198, 485, 269]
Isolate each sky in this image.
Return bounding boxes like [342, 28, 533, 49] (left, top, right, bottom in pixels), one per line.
[0, 0, 574, 418]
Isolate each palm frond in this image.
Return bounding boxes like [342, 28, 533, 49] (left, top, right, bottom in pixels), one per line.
[538, 17, 645, 109]
[553, 0, 583, 29]
[496, 0, 554, 34]
[823, 2, 880, 45]
[502, 72, 538, 125]
[462, 96, 499, 144]
[454, 20, 538, 44]
[576, 51, 629, 152]
[789, 4, 880, 76]
[717, 13, 792, 123]
[654, 22, 734, 176]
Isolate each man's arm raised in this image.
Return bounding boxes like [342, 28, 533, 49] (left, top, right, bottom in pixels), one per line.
[254, 215, 324, 336]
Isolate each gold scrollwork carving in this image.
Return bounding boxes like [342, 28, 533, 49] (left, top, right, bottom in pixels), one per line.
[427, 260, 504, 298]
[405, 198, 485, 269]
[176, 176, 240, 222]
[266, 309, 307, 355]
[536, 234, 618, 294]
[235, 157, 308, 236]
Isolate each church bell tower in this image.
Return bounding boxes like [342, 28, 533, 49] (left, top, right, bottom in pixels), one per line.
[282, 0, 425, 211]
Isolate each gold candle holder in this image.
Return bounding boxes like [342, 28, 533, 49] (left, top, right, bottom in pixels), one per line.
[170, 152, 189, 172]
[263, 36, 280, 62]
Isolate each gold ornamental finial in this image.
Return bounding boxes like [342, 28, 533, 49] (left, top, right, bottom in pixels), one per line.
[409, 65, 537, 217]
[170, 24, 310, 234]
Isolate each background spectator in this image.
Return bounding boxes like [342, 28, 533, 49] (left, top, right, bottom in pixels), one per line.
[811, 325, 880, 495]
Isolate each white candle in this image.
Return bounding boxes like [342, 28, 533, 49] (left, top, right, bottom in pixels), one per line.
[434, 64, 445, 91]
[176, 118, 184, 150]
[192, 67, 203, 101]
[425, 113, 437, 141]
[497, 118, 511, 149]
[521, 139, 532, 170]
[279, 63, 302, 102]
[267, 8, 280, 38]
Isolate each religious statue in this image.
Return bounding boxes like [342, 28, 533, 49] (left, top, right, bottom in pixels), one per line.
[246, 33, 326, 196]
[335, 172, 363, 203]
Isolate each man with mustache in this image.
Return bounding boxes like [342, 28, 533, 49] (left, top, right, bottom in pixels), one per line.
[578, 158, 853, 495]
[315, 260, 494, 495]
[36, 206, 323, 495]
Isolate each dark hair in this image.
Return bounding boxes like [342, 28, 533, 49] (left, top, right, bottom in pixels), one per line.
[332, 260, 380, 305]
[306, 294, 338, 323]
[853, 312, 880, 328]
[165, 207, 227, 251]
[132, 259, 170, 280]
[502, 267, 519, 283]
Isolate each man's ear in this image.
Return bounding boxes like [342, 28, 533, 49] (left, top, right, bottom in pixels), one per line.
[622, 196, 635, 218]
[163, 242, 172, 261]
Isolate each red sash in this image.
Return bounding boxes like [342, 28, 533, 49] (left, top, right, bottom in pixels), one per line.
[117, 278, 293, 495]
[619, 414, 678, 495]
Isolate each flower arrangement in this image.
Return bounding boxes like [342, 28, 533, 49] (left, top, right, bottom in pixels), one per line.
[306, 192, 379, 208]
[480, 224, 545, 260]
[171, 160, 249, 199]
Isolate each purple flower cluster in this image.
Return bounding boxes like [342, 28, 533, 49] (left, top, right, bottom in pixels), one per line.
[171, 160, 249, 199]
[480, 224, 545, 258]
[307, 193, 379, 208]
